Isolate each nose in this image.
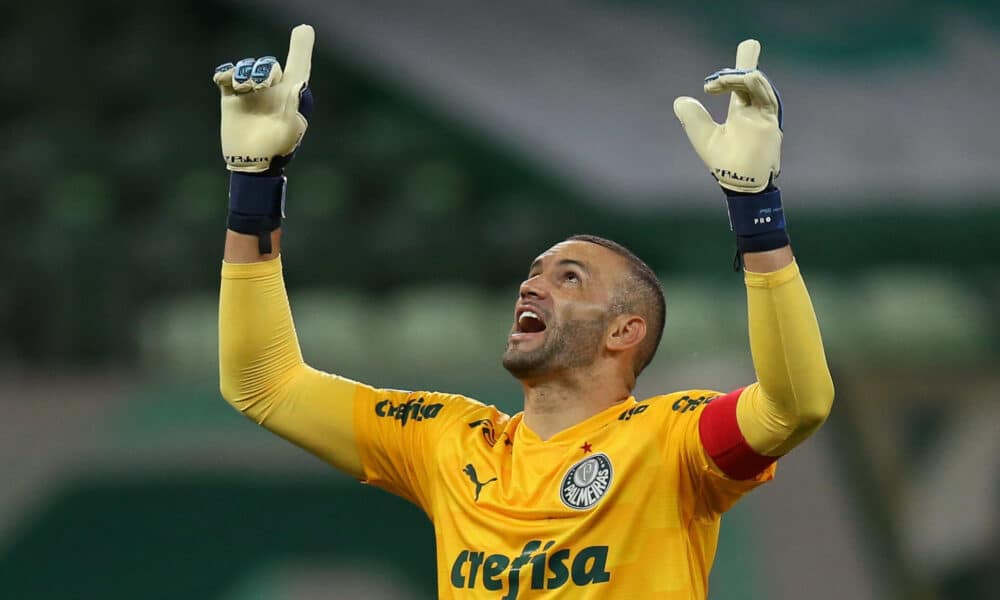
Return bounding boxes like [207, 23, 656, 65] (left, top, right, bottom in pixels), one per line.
[519, 276, 548, 300]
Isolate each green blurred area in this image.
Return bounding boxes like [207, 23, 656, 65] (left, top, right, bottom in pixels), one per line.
[0, 474, 437, 599]
[1, 0, 998, 368]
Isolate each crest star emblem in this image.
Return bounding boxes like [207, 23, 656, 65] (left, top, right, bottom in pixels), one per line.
[580, 441, 593, 453]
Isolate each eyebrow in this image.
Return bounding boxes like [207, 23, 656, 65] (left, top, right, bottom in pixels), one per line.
[528, 257, 590, 276]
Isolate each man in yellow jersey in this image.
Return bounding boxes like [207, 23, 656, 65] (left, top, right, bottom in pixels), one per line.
[215, 25, 833, 599]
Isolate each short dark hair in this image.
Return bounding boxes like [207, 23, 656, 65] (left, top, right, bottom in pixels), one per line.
[565, 234, 666, 377]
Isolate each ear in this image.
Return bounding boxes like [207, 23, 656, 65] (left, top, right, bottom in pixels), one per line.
[606, 314, 647, 353]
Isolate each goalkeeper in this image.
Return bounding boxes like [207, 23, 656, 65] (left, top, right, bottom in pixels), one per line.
[217, 25, 834, 599]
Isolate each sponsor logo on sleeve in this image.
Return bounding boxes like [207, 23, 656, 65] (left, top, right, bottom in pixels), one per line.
[559, 453, 613, 510]
[374, 397, 443, 426]
[450, 541, 610, 598]
[671, 394, 719, 414]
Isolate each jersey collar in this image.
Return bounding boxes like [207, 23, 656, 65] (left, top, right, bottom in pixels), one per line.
[515, 396, 636, 446]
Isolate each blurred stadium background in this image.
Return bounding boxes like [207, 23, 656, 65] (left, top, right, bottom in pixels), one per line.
[1, 1, 998, 598]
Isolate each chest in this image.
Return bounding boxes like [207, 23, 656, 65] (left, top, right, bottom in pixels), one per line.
[432, 423, 684, 530]
[428, 422, 700, 598]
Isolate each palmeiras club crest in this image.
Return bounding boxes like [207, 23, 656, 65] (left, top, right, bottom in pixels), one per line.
[560, 453, 613, 510]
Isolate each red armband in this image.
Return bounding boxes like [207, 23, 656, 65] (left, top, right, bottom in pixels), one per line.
[698, 388, 777, 480]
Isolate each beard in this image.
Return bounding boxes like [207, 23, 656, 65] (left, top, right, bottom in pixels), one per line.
[502, 314, 609, 380]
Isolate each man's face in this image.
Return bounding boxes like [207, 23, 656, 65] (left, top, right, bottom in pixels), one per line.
[502, 241, 625, 380]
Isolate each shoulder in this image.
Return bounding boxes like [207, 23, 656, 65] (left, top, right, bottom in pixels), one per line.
[368, 389, 509, 429]
[411, 393, 513, 452]
[638, 389, 725, 416]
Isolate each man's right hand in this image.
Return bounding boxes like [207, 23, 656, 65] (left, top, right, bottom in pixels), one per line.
[213, 24, 315, 174]
[216, 25, 315, 257]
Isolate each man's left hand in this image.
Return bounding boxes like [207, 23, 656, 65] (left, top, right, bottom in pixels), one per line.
[673, 39, 783, 194]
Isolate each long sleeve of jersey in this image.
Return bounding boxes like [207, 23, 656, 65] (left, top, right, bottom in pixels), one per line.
[736, 260, 835, 457]
[218, 256, 366, 478]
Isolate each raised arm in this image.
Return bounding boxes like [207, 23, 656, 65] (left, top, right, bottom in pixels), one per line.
[214, 25, 364, 478]
[739, 247, 833, 456]
[674, 40, 833, 478]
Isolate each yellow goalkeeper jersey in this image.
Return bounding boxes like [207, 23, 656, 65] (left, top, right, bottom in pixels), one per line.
[352, 384, 774, 599]
[220, 256, 834, 599]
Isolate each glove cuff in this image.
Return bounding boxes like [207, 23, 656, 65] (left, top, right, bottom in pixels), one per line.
[724, 186, 789, 254]
[227, 172, 286, 254]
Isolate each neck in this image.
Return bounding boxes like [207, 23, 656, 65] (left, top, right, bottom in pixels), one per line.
[520, 365, 630, 441]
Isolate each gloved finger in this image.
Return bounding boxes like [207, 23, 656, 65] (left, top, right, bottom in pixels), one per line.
[283, 24, 314, 84]
[744, 70, 781, 117]
[213, 62, 235, 97]
[284, 82, 313, 123]
[734, 39, 760, 70]
[703, 68, 752, 107]
[705, 70, 780, 118]
[673, 96, 718, 153]
[232, 57, 257, 93]
[731, 39, 760, 113]
[251, 56, 282, 90]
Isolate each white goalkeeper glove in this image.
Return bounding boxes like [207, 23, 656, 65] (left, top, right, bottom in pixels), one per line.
[673, 39, 782, 194]
[673, 39, 789, 259]
[213, 25, 315, 253]
[213, 24, 314, 173]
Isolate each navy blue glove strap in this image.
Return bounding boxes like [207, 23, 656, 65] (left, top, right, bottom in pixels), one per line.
[725, 187, 784, 235]
[227, 172, 286, 254]
[724, 186, 790, 257]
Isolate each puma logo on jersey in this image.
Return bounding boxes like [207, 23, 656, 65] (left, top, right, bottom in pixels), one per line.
[450, 540, 610, 599]
[463, 464, 497, 502]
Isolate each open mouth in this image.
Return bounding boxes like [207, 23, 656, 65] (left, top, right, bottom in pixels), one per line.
[513, 308, 547, 336]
